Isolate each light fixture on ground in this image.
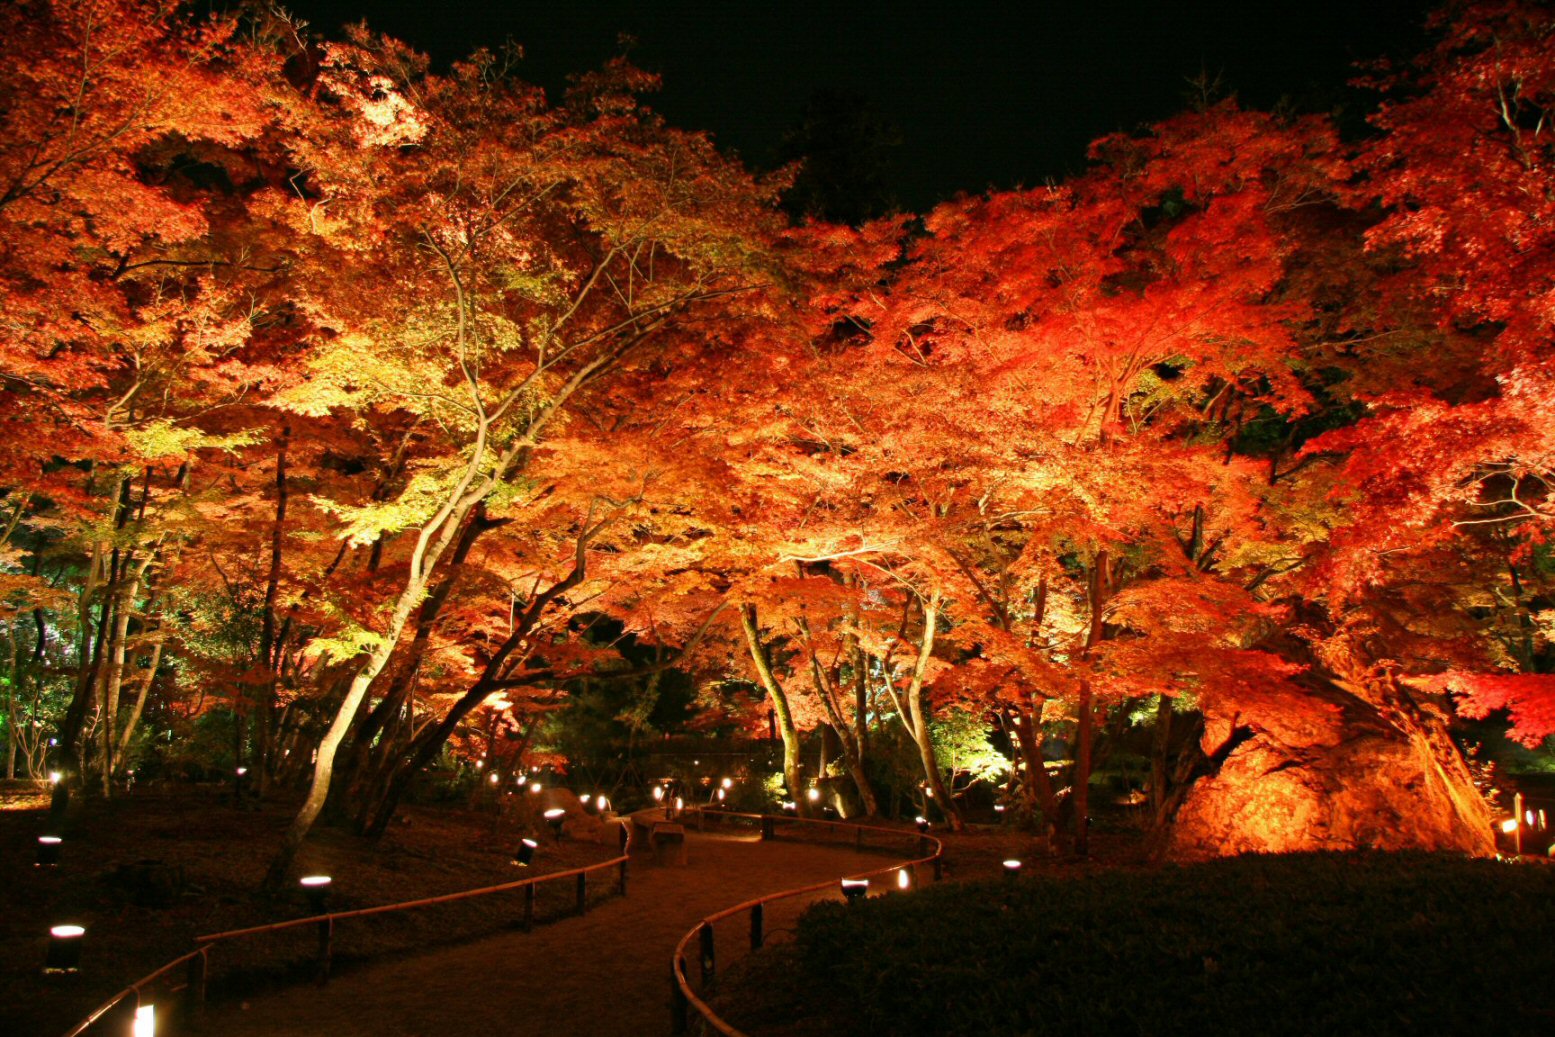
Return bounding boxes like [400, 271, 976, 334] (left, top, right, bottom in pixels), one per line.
[544, 808, 567, 842]
[44, 924, 85, 973]
[915, 816, 930, 834]
[1003, 859, 1022, 880]
[840, 878, 869, 903]
[897, 868, 912, 891]
[513, 838, 538, 866]
[1501, 818, 1519, 834]
[721, 777, 733, 790]
[652, 785, 664, 802]
[806, 787, 820, 802]
[596, 794, 609, 812]
[299, 874, 332, 914]
[529, 781, 541, 793]
[36, 835, 62, 867]
[133, 1003, 155, 1037]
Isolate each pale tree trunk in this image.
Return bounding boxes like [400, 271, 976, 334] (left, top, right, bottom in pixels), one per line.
[893, 595, 962, 831]
[742, 604, 808, 815]
[113, 639, 162, 771]
[795, 614, 879, 816]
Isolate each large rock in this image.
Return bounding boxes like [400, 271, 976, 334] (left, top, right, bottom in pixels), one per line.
[1167, 682, 1496, 860]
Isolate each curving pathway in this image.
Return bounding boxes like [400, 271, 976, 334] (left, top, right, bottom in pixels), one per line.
[199, 825, 884, 1037]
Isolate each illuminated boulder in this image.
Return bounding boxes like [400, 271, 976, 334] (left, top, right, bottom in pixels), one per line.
[1165, 682, 1496, 859]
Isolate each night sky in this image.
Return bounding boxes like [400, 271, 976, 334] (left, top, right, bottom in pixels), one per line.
[283, 0, 1439, 210]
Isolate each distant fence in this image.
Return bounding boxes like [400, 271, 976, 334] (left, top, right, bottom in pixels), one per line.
[62, 822, 633, 1037]
[670, 809, 944, 1036]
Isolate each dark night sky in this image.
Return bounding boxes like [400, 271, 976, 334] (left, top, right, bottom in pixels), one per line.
[282, 0, 1439, 210]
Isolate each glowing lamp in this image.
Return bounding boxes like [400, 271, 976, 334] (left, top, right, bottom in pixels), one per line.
[715, 788, 726, 802]
[993, 803, 1006, 814]
[529, 781, 541, 793]
[299, 874, 332, 914]
[840, 878, 869, 903]
[44, 925, 85, 973]
[235, 766, 248, 777]
[36, 835, 62, 867]
[897, 868, 912, 891]
[652, 786, 664, 802]
[513, 838, 538, 866]
[488, 772, 500, 785]
[133, 1004, 155, 1037]
[915, 816, 930, 834]
[1527, 810, 1536, 826]
[673, 796, 684, 812]
[596, 795, 609, 812]
[1501, 818, 1519, 834]
[48, 771, 62, 784]
[474, 759, 483, 770]
[721, 777, 733, 790]
[781, 800, 796, 812]
[544, 808, 567, 842]
[806, 787, 820, 802]
[1003, 859, 1023, 879]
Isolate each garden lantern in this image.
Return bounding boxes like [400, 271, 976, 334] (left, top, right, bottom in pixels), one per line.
[36, 835, 62, 867]
[44, 924, 85, 973]
[841, 878, 869, 903]
[299, 874, 332, 914]
[133, 1003, 155, 1037]
[513, 838, 538, 866]
[1003, 859, 1023, 880]
[544, 808, 566, 842]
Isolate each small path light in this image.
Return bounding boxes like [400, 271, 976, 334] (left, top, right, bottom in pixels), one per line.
[44, 924, 85, 974]
[915, 816, 930, 834]
[596, 794, 610, 812]
[528, 781, 541, 793]
[1003, 859, 1023, 880]
[897, 868, 912, 891]
[806, 787, 821, 803]
[840, 878, 870, 903]
[36, 835, 62, 867]
[544, 808, 567, 842]
[721, 777, 733, 790]
[652, 785, 664, 802]
[133, 1003, 155, 1037]
[513, 838, 538, 866]
[299, 874, 332, 914]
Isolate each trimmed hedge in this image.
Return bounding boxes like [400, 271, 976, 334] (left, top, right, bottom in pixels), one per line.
[791, 853, 1555, 1036]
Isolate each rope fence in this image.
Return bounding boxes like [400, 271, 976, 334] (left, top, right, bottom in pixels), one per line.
[669, 809, 944, 1036]
[60, 821, 634, 1037]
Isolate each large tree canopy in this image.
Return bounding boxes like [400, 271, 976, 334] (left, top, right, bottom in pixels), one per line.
[2, 0, 1550, 867]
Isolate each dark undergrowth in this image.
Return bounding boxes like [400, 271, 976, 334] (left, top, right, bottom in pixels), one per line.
[718, 851, 1555, 1036]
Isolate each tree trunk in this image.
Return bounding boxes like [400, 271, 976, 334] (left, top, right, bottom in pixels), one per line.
[1074, 679, 1094, 858]
[742, 604, 806, 815]
[902, 596, 962, 830]
[1149, 693, 1172, 817]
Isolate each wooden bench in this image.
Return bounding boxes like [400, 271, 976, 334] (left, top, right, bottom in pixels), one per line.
[651, 822, 687, 865]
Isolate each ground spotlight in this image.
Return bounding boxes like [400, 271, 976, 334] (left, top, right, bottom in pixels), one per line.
[840, 878, 870, 903]
[513, 838, 538, 866]
[44, 924, 85, 973]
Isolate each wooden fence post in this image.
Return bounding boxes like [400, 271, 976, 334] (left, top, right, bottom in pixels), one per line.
[699, 922, 716, 987]
[750, 902, 764, 951]
[670, 958, 689, 1034]
[180, 948, 207, 1027]
[315, 917, 333, 984]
